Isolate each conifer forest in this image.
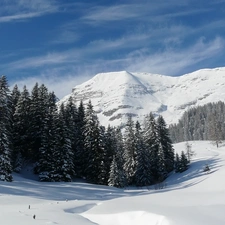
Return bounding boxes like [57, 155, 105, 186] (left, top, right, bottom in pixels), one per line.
[0, 75, 200, 187]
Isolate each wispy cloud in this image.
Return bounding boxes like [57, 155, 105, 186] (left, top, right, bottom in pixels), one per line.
[6, 51, 78, 69]
[125, 37, 225, 75]
[0, 0, 58, 23]
[10, 67, 93, 99]
[6, 36, 225, 99]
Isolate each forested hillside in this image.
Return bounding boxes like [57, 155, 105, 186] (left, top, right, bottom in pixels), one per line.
[0, 76, 182, 187]
[169, 101, 225, 146]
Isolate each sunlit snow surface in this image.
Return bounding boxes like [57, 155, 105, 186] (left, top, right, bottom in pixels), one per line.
[59, 67, 225, 127]
[1, 141, 225, 225]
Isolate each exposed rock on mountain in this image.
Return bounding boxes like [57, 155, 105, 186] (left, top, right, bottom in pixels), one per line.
[59, 68, 225, 127]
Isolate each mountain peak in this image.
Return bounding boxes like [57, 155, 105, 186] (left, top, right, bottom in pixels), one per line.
[59, 68, 225, 127]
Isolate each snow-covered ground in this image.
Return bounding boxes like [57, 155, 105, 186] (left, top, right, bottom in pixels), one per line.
[1, 141, 225, 225]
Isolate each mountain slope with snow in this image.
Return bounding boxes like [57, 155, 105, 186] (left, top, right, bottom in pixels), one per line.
[1, 141, 225, 225]
[59, 67, 225, 126]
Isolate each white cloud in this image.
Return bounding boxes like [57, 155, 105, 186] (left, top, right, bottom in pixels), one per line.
[6, 37, 225, 99]
[0, 0, 58, 23]
[11, 71, 93, 100]
[7, 51, 79, 69]
[125, 37, 225, 75]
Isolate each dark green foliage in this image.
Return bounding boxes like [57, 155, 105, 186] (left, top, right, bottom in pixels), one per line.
[174, 153, 180, 173]
[12, 86, 31, 163]
[0, 75, 180, 186]
[123, 116, 136, 185]
[135, 121, 152, 186]
[53, 104, 75, 181]
[0, 76, 13, 181]
[64, 97, 79, 176]
[143, 113, 160, 182]
[179, 151, 189, 172]
[75, 100, 86, 178]
[157, 116, 174, 174]
[175, 151, 189, 173]
[102, 126, 115, 182]
[36, 92, 59, 181]
[29, 83, 50, 161]
[83, 101, 104, 184]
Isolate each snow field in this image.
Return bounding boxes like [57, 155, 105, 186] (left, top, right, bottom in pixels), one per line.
[1, 141, 225, 225]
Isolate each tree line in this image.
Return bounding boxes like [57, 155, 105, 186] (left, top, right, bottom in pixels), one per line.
[169, 101, 225, 147]
[0, 75, 188, 187]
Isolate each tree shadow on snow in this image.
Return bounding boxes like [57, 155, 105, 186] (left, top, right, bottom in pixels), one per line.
[151, 156, 222, 193]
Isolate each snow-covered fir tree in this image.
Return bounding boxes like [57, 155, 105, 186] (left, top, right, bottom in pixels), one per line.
[64, 96, 79, 176]
[174, 153, 180, 173]
[157, 115, 174, 174]
[179, 151, 189, 172]
[0, 76, 13, 181]
[135, 121, 152, 186]
[143, 113, 160, 183]
[102, 125, 117, 184]
[175, 151, 189, 173]
[123, 115, 137, 185]
[75, 100, 86, 178]
[108, 155, 126, 188]
[12, 86, 31, 171]
[28, 83, 49, 161]
[108, 127, 126, 188]
[83, 100, 104, 184]
[53, 103, 75, 181]
[37, 92, 59, 181]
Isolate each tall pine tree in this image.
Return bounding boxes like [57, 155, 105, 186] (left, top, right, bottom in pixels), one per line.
[135, 121, 152, 186]
[83, 100, 104, 184]
[0, 76, 13, 181]
[157, 115, 174, 174]
[123, 116, 136, 185]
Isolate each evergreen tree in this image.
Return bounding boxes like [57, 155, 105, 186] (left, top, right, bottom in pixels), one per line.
[143, 113, 159, 182]
[174, 153, 180, 173]
[103, 125, 116, 184]
[135, 121, 152, 186]
[10, 84, 21, 171]
[169, 101, 225, 144]
[53, 103, 75, 181]
[11, 85, 21, 117]
[108, 155, 126, 188]
[37, 92, 59, 181]
[83, 100, 104, 184]
[0, 76, 13, 181]
[208, 112, 222, 148]
[12, 86, 31, 170]
[64, 97, 78, 176]
[98, 125, 108, 185]
[157, 142, 167, 181]
[157, 115, 174, 173]
[175, 151, 189, 173]
[75, 100, 86, 178]
[29, 83, 49, 162]
[123, 116, 136, 185]
[179, 151, 189, 172]
[185, 142, 194, 162]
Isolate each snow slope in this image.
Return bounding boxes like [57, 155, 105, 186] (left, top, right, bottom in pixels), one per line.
[1, 141, 225, 225]
[59, 67, 225, 127]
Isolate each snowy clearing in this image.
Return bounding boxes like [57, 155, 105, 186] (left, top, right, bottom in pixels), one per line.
[1, 141, 225, 225]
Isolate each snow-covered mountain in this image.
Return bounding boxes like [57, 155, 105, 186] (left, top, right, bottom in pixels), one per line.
[59, 67, 225, 127]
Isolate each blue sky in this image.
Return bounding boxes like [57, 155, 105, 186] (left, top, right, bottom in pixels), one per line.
[1, 0, 225, 98]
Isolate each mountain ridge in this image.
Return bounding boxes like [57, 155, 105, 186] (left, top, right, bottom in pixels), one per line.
[59, 67, 225, 127]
